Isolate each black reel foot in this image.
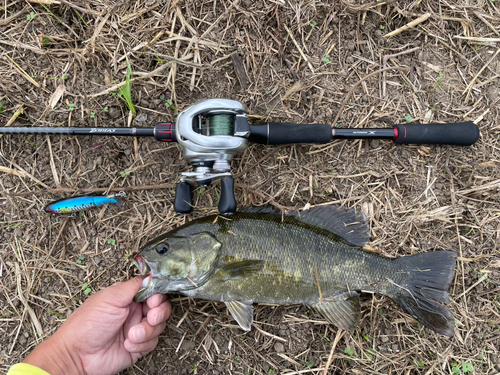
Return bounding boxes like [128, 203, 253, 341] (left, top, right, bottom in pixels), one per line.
[174, 182, 193, 214]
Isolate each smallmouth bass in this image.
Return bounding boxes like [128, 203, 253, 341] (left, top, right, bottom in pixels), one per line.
[132, 205, 456, 336]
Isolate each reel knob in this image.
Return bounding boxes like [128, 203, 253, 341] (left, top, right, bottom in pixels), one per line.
[174, 182, 193, 214]
[218, 176, 236, 214]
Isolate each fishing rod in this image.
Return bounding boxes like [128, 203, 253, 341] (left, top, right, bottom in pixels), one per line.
[0, 99, 480, 214]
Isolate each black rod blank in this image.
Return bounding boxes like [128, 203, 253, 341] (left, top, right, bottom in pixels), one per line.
[0, 127, 155, 137]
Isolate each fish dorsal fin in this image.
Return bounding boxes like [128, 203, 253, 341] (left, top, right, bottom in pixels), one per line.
[239, 205, 281, 214]
[292, 206, 369, 246]
[239, 205, 369, 246]
[309, 291, 361, 330]
[225, 300, 253, 331]
[218, 260, 265, 281]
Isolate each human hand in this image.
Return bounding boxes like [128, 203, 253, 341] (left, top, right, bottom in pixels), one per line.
[24, 277, 171, 375]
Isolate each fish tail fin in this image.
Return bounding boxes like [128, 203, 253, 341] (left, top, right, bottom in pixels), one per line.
[389, 250, 457, 337]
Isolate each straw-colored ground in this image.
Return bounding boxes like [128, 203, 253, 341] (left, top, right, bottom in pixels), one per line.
[1, 1, 499, 374]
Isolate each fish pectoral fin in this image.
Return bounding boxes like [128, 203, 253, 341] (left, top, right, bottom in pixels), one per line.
[218, 260, 265, 281]
[310, 291, 361, 330]
[225, 300, 254, 331]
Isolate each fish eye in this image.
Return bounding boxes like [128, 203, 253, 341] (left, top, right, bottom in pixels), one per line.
[156, 243, 169, 254]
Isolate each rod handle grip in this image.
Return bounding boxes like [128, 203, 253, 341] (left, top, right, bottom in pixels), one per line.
[249, 123, 332, 144]
[394, 122, 479, 146]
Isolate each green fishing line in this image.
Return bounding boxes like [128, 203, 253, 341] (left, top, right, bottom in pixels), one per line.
[208, 114, 235, 136]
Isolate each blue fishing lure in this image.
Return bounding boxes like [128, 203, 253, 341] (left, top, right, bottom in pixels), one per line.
[42, 192, 126, 215]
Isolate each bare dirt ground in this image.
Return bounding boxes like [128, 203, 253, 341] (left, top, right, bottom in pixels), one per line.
[1, 0, 500, 374]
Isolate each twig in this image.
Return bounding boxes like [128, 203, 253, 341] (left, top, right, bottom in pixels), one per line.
[462, 49, 500, 102]
[90, 55, 201, 97]
[456, 275, 487, 300]
[283, 24, 315, 73]
[454, 36, 500, 42]
[314, 262, 323, 302]
[322, 329, 345, 375]
[57, 0, 102, 16]
[0, 166, 26, 178]
[332, 66, 410, 127]
[253, 324, 287, 342]
[382, 47, 420, 97]
[4, 55, 49, 93]
[473, 11, 500, 36]
[16, 263, 44, 336]
[384, 13, 431, 38]
[235, 183, 289, 212]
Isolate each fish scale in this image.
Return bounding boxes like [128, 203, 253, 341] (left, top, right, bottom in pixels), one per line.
[134, 206, 457, 336]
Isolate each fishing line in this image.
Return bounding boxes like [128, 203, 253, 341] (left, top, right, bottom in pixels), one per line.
[208, 114, 235, 136]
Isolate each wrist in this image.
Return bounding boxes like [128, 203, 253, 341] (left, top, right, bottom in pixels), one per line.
[24, 335, 83, 375]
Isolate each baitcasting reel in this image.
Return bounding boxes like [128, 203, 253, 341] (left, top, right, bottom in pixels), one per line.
[0, 99, 481, 215]
[173, 99, 250, 214]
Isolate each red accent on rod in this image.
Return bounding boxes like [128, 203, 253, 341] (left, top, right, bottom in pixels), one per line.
[393, 128, 398, 141]
[155, 123, 174, 141]
[403, 125, 407, 143]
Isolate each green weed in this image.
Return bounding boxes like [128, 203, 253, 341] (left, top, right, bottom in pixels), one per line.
[90, 112, 95, 119]
[48, 309, 67, 319]
[115, 64, 136, 117]
[0, 101, 3, 113]
[310, 21, 317, 28]
[76, 256, 85, 265]
[68, 103, 75, 111]
[433, 71, 444, 90]
[322, 55, 331, 63]
[404, 114, 413, 123]
[165, 99, 178, 113]
[107, 238, 116, 246]
[27, 11, 35, 20]
[82, 283, 92, 296]
[120, 169, 131, 178]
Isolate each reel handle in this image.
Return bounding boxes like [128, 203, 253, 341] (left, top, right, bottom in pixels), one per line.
[174, 182, 193, 214]
[218, 176, 237, 214]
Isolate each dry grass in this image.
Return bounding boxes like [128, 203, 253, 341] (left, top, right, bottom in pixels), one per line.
[1, 0, 500, 374]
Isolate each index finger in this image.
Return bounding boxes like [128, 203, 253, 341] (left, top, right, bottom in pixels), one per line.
[146, 294, 167, 309]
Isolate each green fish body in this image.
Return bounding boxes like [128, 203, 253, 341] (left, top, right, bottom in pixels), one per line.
[133, 206, 456, 336]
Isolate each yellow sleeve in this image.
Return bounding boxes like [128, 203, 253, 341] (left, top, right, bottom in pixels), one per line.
[7, 363, 51, 375]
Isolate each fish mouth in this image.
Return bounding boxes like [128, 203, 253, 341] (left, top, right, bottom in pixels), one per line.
[131, 253, 154, 302]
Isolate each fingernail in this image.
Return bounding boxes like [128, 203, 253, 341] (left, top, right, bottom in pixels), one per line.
[154, 311, 164, 325]
[133, 326, 145, 342]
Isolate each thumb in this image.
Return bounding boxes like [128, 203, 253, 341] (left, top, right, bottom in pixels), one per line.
[105, 276, 144, 307]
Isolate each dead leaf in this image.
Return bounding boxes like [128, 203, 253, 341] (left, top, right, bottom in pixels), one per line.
[49, 84, 65, 109]
[479, 161, 497, 168]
